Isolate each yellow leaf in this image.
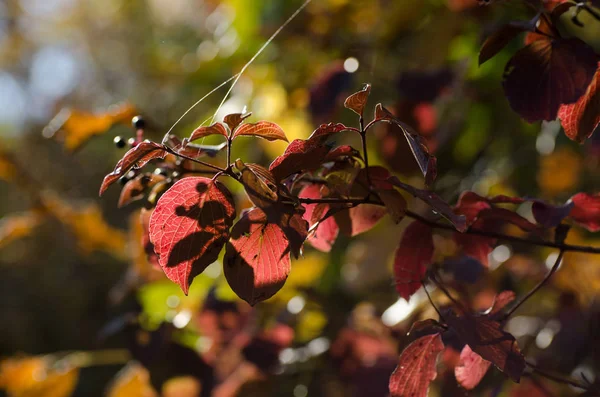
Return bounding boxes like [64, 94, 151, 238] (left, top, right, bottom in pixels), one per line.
[43, 103, 137, 151]
[0, 356, 78, 397]
[0, 210, 45, 250]
[106, 362, 157, 397]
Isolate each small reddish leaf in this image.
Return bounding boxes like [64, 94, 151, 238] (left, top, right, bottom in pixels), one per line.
[502, 37, 598, 122]
[568, 192, 600, 231]
[394, 221, 434, 301]
[446, 312, 525, 382]
[100, 141, 166, 196]
[323, 145, 361, 162]
[490, 290, 516, 314]
[558, 64, 600, 143]
[224, 208, 291, 305]
[269, 139, 330, 181]
[188, 122, 228, 142]
[299, 184, 339, 252]
[118, 173, 164, 208]
[479, 22, 532, 65]
[335, 204, 387, 237]
[149, 177, 236, 294]
[308, 122, 350, 141]
[223, 113, 251, 131]
[344, 84, 371, 116]
[232, 121, 288, 142]
[455, 345, 492, 390]
[389, 333, 444, 397]
[389, 176, 467, 232]
[455, 192, 491, 226]
[235, 159, 278, 210]
[178, 142, 227, 159]
[454, 229, 494, 268]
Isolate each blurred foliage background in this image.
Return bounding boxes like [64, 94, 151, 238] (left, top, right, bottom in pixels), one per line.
[1, 0, 600, 396]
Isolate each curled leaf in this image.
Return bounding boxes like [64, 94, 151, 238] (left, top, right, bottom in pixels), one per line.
[188, 122, 228, 142]
[394, 221, 434, 301]
[389, 333, 444, 397]
[223, 113, 252, 131]
[344, 84, 371, 116]
[308, 122, 351, 141]
[568, 192, 600, 231]
[149, 177, 236, 294]
[224, 208, 291, 305]
[300, 184, 339, 252]
[232, 121, 288, 142]
[99, 141, 166, 196]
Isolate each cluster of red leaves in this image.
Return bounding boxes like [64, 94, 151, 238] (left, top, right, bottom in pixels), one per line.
[479, 3, 600, 142]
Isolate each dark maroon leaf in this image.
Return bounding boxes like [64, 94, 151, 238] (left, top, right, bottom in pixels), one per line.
[388, 176, 467, 232]
[149, 177, 236, 294]
[445, 312, 525, 382]
[100, 141, 166, 196]
[323, 145, 362, 162]
[502, 36, 598, 122]
[479, 22, 533, 65]
[344, 84, 371, 116]
[568, 192, 600, 231]
[531, 200, 574, 228]
[308, 122, 351, 141]
[394, 221, 434, 300]
[224, 208, 291, 305]
[232, 121, 288, 142]
[389, 333, 444, 397]
[269, 139, 331, 181]
[118, 173, 164, 208]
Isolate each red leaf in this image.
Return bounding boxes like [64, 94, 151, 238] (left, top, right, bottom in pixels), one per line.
[335, 204, 388, 237]
[299, 184, 339, 252]
[455, 192, 492, 227]
[478, 207, 540, 232]
[569, 192, 600, 231]
[323, 145, 361, 162]
[479, 22, 532, 65]
[308, 122, 350, 141]
[490, 290, 516, 314]
[454, 229, 494, 268]
[502, 37, 598, 122]
[389, 333, 444, 397]
[118, 173, 162, 208]
[344, 84, 371, 116]
[224, 208, 291, 305]
[188, 122, 228, 142]
[558, 64, 600, 142]
[149, 177, 236, 294]
[388, 176, 467, 232]
[99, 141, 166, 196]
[269, 139, 330, 181]
[232, 121, 288, 142]
[446, 312, 525, 382]
[223, 113, 251, 131]
[394, 221, 434, 301]
[455, 345, 492, 390]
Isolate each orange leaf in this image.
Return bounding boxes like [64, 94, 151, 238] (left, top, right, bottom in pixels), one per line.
[232, 121, 288, 142]
[344, 84, 371, 116]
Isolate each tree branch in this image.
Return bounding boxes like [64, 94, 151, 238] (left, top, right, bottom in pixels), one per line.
[163, 146, 225, 173]
[526, 361, 592, 392]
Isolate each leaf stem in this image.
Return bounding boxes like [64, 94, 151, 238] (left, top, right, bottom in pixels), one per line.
[163, 146, 225, 173]
[422, 280, 445, 322]
[359, 116, 373, 188]
[526, 361, 592, 391]
[502, 249, 565, 320]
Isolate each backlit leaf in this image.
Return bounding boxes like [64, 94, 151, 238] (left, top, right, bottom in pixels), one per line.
[269, 139, 331, 181]
[233, 121, 288, 142]
[344, 84, 371, 116]
[149, 177, 236, 294]
[308, 122, 351, 141]
[446, 312, 525, 382]
[455, 345, 492, 390]
[300, 184, 339, 252]
[502, 37, 598, 122]
[394, 221, 434, 301]
[558, 64, 600, 142]
[388, 176, 467, 232]
[188, 122, 228, 142]
[42, 103, 137, 151]
[99, 141, 166, 196]
[490, 290, 516, 314]
[118, 173, 165, 208]
[389, 333, 444, 397]
[335, 204, 387, 237]
[568, 192, 600, 231]
[223, 113, 251, 131]
[224, 208, 291, 305]
[235, 159, 278, 210]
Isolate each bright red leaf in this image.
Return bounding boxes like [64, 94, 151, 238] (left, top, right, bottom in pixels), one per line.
[558, 64, 600, 142]
[569, 192, 600, 231]
[502, 36, 598, 122]
[232, 121, 288, 142]
[389, 333, 444, 397]
[394, 221, 434, 301]
[490, 290, 516, 315]
[455, 344, 492, 390]
[299, 184, 339, 252]
[188, 122, 228, 142]
[224, 208, 291, 306]
[308, 122, 350, 141]
[99, 141, 166, 196]
[149, 177, 236, 294]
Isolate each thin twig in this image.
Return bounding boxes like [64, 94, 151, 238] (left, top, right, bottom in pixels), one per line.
[163, 146, 225, 173]
[526, 361, 591, 391]
[422, 281, 445, 322]
[502, 250, 565, 320]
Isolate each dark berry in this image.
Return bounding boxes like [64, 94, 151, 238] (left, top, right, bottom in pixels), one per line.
[132, 115, 146, 129]
[113, 136, 126, 148]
